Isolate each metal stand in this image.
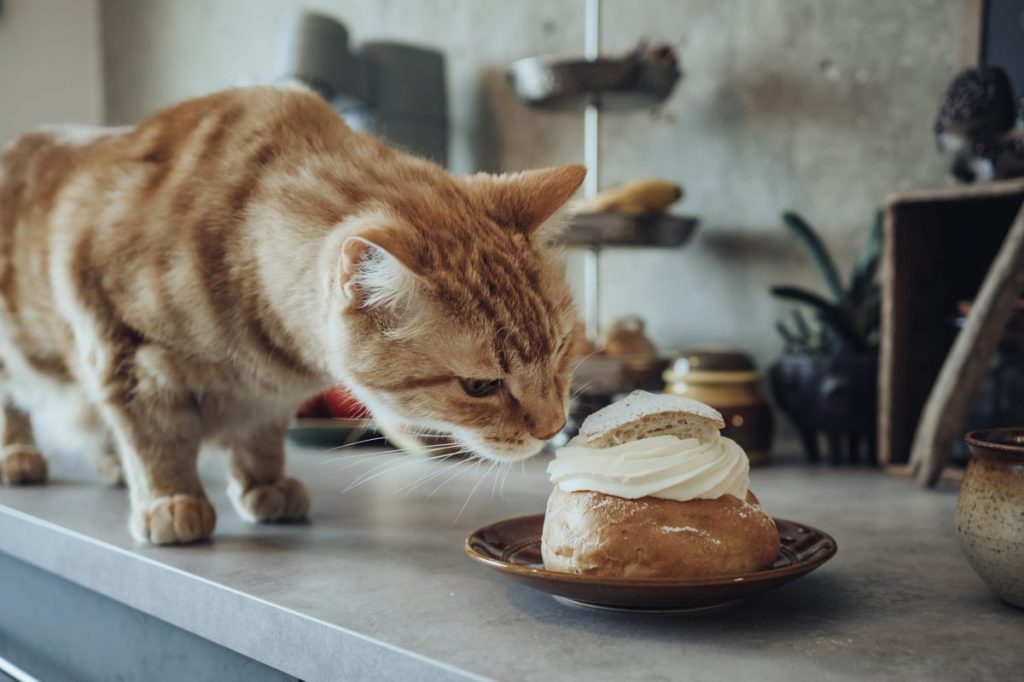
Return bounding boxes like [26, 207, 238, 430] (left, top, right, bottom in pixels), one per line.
[506, 0, 689, 345]
[583, 0, 602, 340]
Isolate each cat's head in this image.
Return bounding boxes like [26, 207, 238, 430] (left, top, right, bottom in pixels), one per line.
[327, 164, 585, 461]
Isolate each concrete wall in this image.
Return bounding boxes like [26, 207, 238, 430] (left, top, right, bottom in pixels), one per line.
[99, 0, 972, 374]
[0, 0, 104, 142]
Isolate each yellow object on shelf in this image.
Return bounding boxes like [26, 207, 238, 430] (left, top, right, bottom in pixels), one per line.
[575, 178, 683, 215]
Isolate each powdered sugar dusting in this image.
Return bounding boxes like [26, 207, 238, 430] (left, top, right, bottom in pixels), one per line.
[661, 525, 700, 533]
[659, 525, 723, 545]
[589, 496, 617, 509]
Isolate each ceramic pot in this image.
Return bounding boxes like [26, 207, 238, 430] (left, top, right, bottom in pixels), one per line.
[958, 429, 1024, 608]
[769, 350, 877, 463]
[600, 316, 658, 359]
[663, 347, 773, 465]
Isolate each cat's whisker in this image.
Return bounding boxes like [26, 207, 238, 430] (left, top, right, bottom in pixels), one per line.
[444, 458, 482, 506]
[424, 458, 472, 500]
[570, 347, 602, 372]
[570, 380, 597, 401]
[489, 456, 501, 499]
[397, 461, 457, 497]
[320, 434, 390, 453]
[322, 447, 404, 467]
[500, 461, 512, 498]
[323, 452, 392, 470]
[490, 459, 503, 498]
[323, 442, 455, 469]
[342, 450, 456, 491]
[456, 459, 494, 522]
[316, 425, 458, 460]
[326, 446, 432, 471]
[394, 451, 469, 497]
[331, 440, 455, 460]
[401, 451, 474, 497]
[339, 444, 454, 478]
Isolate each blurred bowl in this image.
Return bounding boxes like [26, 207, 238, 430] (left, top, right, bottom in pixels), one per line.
[958, 428, 1024, 608]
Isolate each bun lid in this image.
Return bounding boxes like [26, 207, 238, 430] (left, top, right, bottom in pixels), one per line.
[579, 390, 726, 448]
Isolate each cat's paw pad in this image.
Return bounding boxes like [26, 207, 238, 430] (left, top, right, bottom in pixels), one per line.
[132, 494, 216, 545]
[231, 478, 310, 523]
[0, 445, 48, 485]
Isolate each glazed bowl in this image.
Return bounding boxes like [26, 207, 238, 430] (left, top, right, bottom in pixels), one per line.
[958, 428, 1024, 608]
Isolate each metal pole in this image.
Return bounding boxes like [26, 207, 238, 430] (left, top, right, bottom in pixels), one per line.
[584, 247, 601, 340]
[582, 0, 601, 340]
[583, 0, 599, 199]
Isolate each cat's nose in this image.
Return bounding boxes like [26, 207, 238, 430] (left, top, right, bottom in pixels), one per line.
[530, 416, 566, 441]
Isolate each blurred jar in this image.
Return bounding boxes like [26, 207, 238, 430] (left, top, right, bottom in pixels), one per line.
[663, 347, 774, 465]
[600, 315, 658, 359]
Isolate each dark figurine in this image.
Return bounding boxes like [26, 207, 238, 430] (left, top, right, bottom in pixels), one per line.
[935, 66, 1024, 183]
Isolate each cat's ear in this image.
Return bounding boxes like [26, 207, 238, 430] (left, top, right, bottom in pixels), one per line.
[466, 164, 586, 237]
[339, 235, 420, 317]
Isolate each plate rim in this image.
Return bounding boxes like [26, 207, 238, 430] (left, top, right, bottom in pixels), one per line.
[465, 513, 838, 588]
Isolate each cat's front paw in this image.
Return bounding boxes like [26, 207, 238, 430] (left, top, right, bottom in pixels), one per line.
[230, 477, 310, 523]
[0, 445, 48, 485]
[131, 494, 216, 545]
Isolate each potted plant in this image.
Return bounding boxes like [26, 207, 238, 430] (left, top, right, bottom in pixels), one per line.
[769, 210, 882, 463]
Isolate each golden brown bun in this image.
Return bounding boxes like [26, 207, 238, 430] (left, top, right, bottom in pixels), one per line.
[541, 487, 780, 579]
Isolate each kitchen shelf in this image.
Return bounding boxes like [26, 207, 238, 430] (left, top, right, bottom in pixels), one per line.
[560, 211, 698, 248]
[507, 55, 680, 110]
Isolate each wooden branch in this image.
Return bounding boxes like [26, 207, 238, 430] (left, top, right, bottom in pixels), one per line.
[909, 203, 1024, 486]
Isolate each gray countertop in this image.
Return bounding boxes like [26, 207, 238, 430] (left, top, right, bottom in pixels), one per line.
[0, 444, 1021, 681]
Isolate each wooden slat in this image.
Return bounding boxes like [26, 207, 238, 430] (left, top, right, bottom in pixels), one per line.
[879, 183, 1024, 466]
[908, 203, 1024, 485]
[886, 178, 1024, 206]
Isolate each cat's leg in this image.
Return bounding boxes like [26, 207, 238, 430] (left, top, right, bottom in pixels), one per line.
[0, 399, 47, 485]
[74, 401, 123, 485]
[31, 388, 123, 485]
[84, 345, 215, 544]
[226, 419, 309, 523]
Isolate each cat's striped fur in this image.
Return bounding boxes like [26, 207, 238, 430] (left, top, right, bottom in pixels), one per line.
[0, 85, 583, 544]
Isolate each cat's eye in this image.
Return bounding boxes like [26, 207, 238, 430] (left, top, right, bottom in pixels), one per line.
[459, 377, 503, 398]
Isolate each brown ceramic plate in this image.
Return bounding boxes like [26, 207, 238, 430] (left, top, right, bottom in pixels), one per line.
[466, 514, 837, 612]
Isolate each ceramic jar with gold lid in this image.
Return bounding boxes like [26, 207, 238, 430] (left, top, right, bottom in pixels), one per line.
[663, 347, 774, 465]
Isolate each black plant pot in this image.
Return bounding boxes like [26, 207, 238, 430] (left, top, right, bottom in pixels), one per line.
[769, 350, 878, 464]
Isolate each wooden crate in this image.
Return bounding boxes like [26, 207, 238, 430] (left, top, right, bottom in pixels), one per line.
[879, 179, 1024, 464]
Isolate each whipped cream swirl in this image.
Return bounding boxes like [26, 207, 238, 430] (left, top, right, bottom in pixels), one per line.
[547, 433, 750, 502]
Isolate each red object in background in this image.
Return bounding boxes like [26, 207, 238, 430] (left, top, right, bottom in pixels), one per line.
[323, 387, 366, 419]
[297, 387, 367, 420]
[296, 393, 329, 419]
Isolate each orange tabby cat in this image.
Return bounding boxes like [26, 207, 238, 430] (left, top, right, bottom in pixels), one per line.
[0, 84, 583, 544]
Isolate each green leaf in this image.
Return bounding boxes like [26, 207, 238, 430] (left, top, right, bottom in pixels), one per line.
[782, 211, 845, 303]
[857, 286, 882, 342]
[771, 285, 865, 350]
[792, 307, 814, 341]
[775, 320, 798, 348]
[849, 209, 883, 307]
